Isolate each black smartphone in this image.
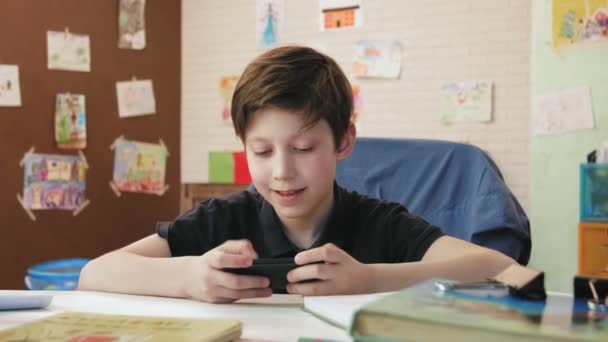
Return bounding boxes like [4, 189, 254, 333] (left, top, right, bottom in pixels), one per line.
[223, 258, 298, 294]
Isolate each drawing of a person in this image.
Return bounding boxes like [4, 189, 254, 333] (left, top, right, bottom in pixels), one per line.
[261, 3, 277, 46]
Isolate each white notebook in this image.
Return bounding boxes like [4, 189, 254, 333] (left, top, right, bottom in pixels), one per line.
[0, 292, 53, 311]
[303, 292, 393, 329]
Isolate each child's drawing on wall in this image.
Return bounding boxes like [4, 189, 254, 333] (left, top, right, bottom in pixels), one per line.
[112, 138, 168, 195]
[55, 93, 87, 149]
[118, 0, 146, 50]
[0, 65, 21, 107]
[256, 0, 283, 47]
[553, 0, 608, 48]
[115, 79, 156, 118]
[22, 153, 87, 210]
[220, 76, 238, 122]
[440, 81, 493, 124]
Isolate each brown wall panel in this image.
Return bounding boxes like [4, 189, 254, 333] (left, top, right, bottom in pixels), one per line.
[0, 0, 181, 289]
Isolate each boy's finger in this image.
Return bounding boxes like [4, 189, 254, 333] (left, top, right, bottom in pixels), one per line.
[287, 280, 332, 296]
[294, 248, 325, 265]
[217, 272, 270, 290]
[208, 250, 254, 269]
[287, 263, 331, 283]
[218, 240, 258, 257]
[295, 243, 345, 265]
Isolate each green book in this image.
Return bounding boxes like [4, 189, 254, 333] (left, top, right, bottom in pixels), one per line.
[350, 279, 608, 342]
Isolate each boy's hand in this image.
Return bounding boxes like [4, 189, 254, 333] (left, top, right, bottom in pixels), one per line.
[184, 240, 272, 303]
[286, 243, 373, 296]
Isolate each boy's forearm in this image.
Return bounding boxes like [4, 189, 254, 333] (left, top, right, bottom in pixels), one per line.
[367, 250, 516, 293]
[78, 251, 193, 298]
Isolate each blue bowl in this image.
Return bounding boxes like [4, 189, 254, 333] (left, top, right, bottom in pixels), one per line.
[25, 258, 90, 290]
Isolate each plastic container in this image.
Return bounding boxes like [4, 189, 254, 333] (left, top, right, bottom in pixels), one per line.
[25, 258, 89, 290]
[580, 163, 608, 222]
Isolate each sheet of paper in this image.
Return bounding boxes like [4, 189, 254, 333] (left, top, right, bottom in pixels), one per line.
[116, 79, 156, 117]
[0, 65, 22, 106]
[237, 294, 303, 306]
[303, 292, 392, 329]
[55, 93, 87, 149]
[219, 76, 238, 122]
[47, 31, 91, 72]
[112, 138, 168, 194]
[320, 0, 363, 30]
[552, 0, 608, 48]
[256, 0, 283, 47]
[440, 81, 493, 123]
[0, 293, 53, 310]
[118, 0, 146, 49]
[22, 153, 87, 210]
[352, 40, 402, 79]
[532, 85, 594, 136]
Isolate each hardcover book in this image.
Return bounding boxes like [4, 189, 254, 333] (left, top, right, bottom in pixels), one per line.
[350, 279, 608, 342]
[0, 311, 242, 342]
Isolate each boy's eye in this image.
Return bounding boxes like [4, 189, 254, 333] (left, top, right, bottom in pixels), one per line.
[253, 150, 271, 156]
[294, 147, 313, 152]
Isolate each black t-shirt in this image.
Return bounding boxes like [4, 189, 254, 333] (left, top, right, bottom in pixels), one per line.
[157, 184, 443, 263]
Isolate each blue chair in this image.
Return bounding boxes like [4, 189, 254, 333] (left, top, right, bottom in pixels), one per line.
[336, 137, 531, 265]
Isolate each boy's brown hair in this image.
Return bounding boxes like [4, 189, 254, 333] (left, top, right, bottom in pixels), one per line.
[231, 46, 353, 148]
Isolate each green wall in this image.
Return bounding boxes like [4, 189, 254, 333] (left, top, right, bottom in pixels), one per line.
[530, 1, 608, 292]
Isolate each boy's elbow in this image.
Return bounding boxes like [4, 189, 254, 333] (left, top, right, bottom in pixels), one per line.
[76, 260, 95, 290]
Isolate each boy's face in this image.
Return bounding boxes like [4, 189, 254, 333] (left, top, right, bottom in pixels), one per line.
[244, 107, 354, 231]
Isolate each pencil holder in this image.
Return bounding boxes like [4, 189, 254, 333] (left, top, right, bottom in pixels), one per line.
[580, 163, 608, 222]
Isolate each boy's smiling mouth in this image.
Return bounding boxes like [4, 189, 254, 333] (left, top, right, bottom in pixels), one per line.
[272, 188, 306, 201]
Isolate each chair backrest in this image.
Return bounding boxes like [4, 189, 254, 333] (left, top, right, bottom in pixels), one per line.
[336, 137, 531, 264]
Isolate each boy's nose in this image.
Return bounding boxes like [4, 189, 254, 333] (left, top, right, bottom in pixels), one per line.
[272, 152, 295, 180]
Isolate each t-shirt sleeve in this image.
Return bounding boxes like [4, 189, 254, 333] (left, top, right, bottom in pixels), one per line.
[155, 191, 258, 257]
[156, 204, 216, 257]
[385, 205, 444, 262]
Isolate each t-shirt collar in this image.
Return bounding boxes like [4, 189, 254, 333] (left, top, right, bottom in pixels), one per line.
[258, 182, 345, 257]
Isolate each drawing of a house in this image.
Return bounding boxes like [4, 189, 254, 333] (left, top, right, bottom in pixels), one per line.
[322, 6, 358, 28]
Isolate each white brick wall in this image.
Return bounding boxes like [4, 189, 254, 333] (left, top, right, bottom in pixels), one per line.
[182, 0, 531, 209]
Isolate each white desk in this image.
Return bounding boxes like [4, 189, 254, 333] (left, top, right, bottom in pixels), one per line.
[0, 290, 350, 342]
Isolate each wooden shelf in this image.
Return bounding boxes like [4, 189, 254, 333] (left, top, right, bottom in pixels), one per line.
[181, 183, 249, 212]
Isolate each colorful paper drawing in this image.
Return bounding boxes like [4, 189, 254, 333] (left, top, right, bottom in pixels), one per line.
[112, 138, 168, 195]
[47, 31, 91, 72]
[320, 0, 363, 30]
[22, 153, 87, 210]
[55, 93, 86, 149]
[553, 0, 608, 48]
[220, 76, 238, 122]
[209, 151, 251, 184]
[532, 85, 594, 136]
[0, 65, 22, 107]
[440, 81, 493, 124]
[116, 79, 156, 117]
[118, 0, 146, 50]
[352, 41, 402, 79]
[352, 83, 362, 123]
[256, 0, 283, 47]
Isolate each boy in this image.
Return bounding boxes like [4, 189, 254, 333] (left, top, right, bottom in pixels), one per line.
[79, 46, 516, 303]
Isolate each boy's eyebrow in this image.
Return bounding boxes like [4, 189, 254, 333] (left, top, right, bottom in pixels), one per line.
[246, 137, 270, 143]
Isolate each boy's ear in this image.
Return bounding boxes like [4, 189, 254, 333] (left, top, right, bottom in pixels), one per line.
[337, 123, 356, 161]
